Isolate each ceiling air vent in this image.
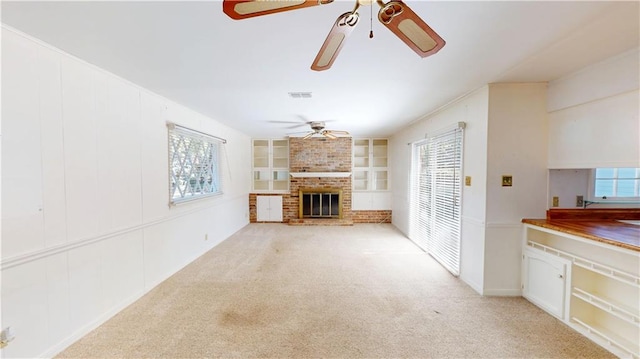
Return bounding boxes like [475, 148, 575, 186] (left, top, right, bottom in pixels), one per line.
[288, 92, 312, 99]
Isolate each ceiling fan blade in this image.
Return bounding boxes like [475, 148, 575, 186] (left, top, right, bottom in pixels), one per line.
[268, 121, 309, 129]
[223, 0, 334, 20]
[302, 132, 316, 140]
[377, 0, 445, 58]
[268, 120, 305, 124]
[284, 123, 309, 129]
[295, 114, 311, 123]
[326, 130, 350, 135]
[311, 12, 360, 71]
[323, 132, 338, 139]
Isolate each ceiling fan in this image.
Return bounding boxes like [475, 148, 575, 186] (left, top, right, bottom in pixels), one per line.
[291, 121, 350, 139]
[268, 115, 335, 129]
[222, 0, 445, 71]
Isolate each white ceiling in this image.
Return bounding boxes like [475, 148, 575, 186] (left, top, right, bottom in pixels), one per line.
[2, 1, 639, 138]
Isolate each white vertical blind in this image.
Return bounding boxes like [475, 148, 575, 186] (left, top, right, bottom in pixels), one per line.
[410, 139, 429, 250]
[410, 123, 465, 276]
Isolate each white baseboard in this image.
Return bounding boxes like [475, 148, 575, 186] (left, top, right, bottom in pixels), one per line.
[482, 288, 522, 296]
[460, 276, 484, 295]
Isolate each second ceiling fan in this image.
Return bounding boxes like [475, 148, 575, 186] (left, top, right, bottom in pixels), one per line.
[223, 0, 446, 71]
[299, 121, 350, 139]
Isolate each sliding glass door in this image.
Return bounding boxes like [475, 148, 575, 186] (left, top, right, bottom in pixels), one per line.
[410, 123, 464, 276]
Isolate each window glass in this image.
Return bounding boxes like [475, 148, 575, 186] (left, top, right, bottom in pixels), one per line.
[617, 180, 635, 197]
[595, 168, 615, 178]
[169, 124, 222, 204]
[593, 168, 639, 199]
[618, 168, 637, 178]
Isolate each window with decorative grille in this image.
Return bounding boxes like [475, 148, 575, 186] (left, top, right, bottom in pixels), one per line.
[410, 123, 465, 276]
[168, 124, 222, 204]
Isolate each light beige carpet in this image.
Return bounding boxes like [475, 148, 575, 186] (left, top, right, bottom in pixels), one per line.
[57, 224, 613, 358]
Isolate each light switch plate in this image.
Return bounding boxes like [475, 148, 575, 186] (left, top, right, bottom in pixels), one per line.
[465, 176, 471, 186]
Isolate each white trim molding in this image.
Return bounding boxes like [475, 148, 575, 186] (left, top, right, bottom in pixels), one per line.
[1, 193, 248, 270]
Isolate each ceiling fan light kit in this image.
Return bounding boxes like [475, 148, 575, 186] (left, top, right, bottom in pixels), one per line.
[223, 0, 445, 71]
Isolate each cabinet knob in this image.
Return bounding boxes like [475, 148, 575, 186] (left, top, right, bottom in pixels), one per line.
[558, 274, 563, 279]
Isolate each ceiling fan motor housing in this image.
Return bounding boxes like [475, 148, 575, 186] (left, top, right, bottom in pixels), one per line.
[310, 121, 326, 131]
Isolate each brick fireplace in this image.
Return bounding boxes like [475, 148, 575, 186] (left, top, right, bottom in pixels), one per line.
[287, 137, 352, 225]
[249, 136, 391, 225]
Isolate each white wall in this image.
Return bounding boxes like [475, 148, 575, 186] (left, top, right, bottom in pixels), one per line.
[1, 26, 251, 359]
[548, 169, 591, 208]
[547, 49, 640, 168]
[484, 83, 548, 295]
[390, 86, 490, 293]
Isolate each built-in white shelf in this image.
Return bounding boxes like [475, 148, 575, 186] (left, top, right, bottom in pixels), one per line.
[527, 240, 639, 286]
[524, 228, 640, 359]
[290, 172, 351, 178]
[252, 139, 289, 192]
[352, 138, 388, 191]
[572, 287, 639, 325]
[571, 317, 639, 359]
[573, 261, 639, 287]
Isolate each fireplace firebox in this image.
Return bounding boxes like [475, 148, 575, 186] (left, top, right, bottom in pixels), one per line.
[299, 188, 343, 219]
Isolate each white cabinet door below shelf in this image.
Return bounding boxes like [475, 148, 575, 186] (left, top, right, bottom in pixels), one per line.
[522, 248, 571, 320]
[256, 196, 283, 222]
[352, 192, 391, 210]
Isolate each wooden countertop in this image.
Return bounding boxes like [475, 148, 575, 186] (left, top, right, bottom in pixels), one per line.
[522, 218, 640, 251]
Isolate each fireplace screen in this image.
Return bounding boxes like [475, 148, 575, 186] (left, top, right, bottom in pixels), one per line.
[299, 189, 342, 219]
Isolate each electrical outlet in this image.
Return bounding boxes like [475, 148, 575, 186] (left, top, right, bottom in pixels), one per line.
[552, 196, 559, 207]
[465, 176, 472, 186]
[576, 195, 584, 207]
